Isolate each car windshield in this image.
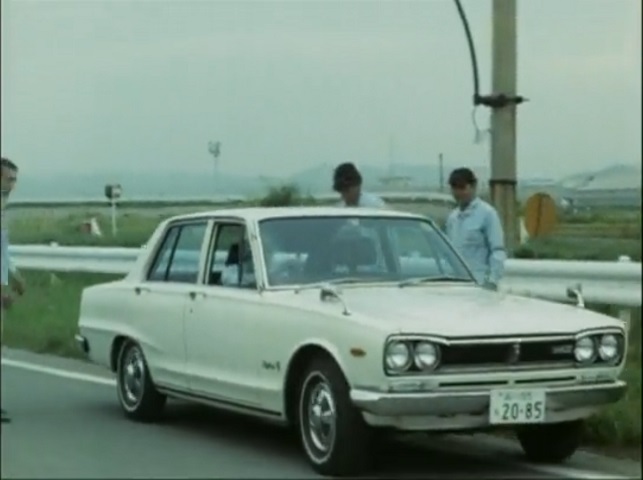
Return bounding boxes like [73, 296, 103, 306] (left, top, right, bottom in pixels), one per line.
[257, 215, 474, 288]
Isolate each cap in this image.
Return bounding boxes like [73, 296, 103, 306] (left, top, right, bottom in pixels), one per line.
[333, 162, 362, 192]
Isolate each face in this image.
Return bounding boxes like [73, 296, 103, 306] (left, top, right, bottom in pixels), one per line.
[340, 185, 360, 206]
[0, 166, 18, 195]
[450, 182, 475, 206]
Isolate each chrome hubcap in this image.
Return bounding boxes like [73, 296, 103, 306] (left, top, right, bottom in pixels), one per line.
[306, 380, 336, 453]
[122, 347, 145, 406]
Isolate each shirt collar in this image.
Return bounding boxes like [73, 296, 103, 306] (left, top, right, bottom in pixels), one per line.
[458, 196, 480, 214]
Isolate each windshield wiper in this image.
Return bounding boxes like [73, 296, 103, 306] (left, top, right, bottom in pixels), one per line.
[398, 275, 473, 288]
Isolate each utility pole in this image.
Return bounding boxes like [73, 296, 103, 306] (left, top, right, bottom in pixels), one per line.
[489, 0, 519, 255]
[208, 140, 221, 196]
[438, 153, 445, 193]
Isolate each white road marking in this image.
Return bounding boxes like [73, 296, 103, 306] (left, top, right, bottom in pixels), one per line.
[471, 436, 635, 479]
[425, 434, 634, 480]
[522, 463, 632, 480]
[1, 357, 636, 479]
[1, 358, 116, 387]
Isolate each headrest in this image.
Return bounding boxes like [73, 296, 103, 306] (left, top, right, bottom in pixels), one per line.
[332, 235, 377, 267]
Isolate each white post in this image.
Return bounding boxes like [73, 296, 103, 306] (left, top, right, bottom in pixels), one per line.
[617, 255, 633, 332]
[111, 199, 118, 236]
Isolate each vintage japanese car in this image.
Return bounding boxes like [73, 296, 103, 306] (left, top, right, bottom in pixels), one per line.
[76, 207, 628, 477]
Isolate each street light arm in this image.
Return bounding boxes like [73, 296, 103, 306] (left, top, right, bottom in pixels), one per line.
[452, 0, 527, 109]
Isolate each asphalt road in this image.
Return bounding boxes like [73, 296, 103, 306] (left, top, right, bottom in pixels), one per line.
[1, 349, 640, 479]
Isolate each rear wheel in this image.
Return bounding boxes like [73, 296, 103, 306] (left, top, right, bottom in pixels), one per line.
[516, 420, 584, 463]
[116, 340, 166, 422]
[297, 356, 372, 477]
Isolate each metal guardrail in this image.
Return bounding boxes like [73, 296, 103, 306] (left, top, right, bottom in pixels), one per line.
[8, 244, 642, 308]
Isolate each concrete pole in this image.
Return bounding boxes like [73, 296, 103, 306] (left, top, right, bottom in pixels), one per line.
[489, 0, 519, 255]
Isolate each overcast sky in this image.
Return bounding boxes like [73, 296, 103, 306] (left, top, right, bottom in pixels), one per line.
[1, 0, 641, 179]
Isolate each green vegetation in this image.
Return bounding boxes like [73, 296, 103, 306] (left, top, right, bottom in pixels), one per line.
[7, 185, 641, 260]
[2, 271, 118, 357]
[3, 188, 641, 451]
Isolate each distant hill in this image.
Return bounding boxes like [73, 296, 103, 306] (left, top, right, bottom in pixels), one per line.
[9, 162, 639, 202]
[559, 164, 641, 191]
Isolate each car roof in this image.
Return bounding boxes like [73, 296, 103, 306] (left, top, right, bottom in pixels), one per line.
[165, 206, 428, 224]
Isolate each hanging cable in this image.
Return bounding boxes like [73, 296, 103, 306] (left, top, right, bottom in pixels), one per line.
[452, 0, 527, 142]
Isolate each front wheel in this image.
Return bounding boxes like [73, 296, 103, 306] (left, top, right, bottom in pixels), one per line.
[297, 356, 372, 477]
[116, 340, 166, 422]
[516, 420, 584, 463]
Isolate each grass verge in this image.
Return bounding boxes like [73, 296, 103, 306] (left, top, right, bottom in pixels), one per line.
[2, 271, 120, 358]
[8, 208, 641, 260]
[1, 270, 641, 452]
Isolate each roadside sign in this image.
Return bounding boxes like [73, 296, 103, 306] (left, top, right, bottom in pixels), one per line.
[523, 192, 557, 238]
[104, 183, 123, 235]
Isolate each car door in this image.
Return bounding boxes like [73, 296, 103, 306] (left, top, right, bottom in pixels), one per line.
[184, 220, 268, 410]
[129, 219, 210, 392]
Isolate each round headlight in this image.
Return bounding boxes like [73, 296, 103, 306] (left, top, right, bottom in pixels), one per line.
[574, 336, 597, 364]
[414, 341, 440, 370]
[385, 342, 412, 372]
[598, 334, 620, 362]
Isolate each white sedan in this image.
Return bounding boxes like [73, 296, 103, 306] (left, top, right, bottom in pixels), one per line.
[76, 207, 628, 477]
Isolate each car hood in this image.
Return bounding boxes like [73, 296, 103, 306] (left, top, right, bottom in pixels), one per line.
[279, 285, 623, 337]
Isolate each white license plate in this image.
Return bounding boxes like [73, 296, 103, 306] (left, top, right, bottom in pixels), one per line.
[489, 389, 546, 425]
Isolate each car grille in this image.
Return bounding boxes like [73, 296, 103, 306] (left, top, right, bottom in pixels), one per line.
[438, 338, 576, 371]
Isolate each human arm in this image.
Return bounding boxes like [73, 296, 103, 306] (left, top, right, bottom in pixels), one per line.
[9, 261, 26, 295]
[483, 208, 507, 287]
[3, 234, 25, 295]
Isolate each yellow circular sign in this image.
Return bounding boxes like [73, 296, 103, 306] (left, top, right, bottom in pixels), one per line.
[523, 192, 558, 238]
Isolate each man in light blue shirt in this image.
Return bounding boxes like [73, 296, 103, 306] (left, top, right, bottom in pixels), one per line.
[1, 156, 26, 424]
[333, 162, 386, 208]
[445, 167, 506, 290]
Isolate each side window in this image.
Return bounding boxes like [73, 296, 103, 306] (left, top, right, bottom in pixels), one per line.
[147, 222, 208, 283]
[166, 222, 208, 283]
[147, 226, 181, 281]
[212, 224, 244, 273]
[207, 223, 256, 289]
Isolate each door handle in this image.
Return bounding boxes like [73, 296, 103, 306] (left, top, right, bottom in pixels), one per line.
[188, 291, 198, 300]
[134, 286, 150, 295]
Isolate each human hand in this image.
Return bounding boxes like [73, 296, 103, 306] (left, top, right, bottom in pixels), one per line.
[1, 293, 14, 309]
[12, 277, 26, 296]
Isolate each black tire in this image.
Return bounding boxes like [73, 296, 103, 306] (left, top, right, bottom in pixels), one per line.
[297, 355, 372, 477]
[116, 340, 166, 422]
[516, 420, 584, 463]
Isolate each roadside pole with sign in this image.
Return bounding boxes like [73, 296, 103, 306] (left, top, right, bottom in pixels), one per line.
[104, 184, 123, 236]
[521, 192, 558, 258]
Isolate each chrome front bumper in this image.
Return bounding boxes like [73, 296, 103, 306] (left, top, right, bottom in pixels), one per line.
[350, 381, 626, 418]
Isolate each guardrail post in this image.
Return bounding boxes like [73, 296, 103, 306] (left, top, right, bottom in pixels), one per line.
[617, 255, 633, 333]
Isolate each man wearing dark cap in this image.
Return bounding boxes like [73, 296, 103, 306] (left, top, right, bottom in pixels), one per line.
[333, 162, 386, 208]
[445, 167, 506, 290]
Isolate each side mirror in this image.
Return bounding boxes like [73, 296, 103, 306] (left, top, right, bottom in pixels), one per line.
[566, 283, 585, 308]
[319, 284, 350, 316]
